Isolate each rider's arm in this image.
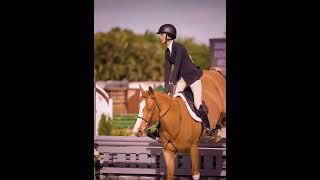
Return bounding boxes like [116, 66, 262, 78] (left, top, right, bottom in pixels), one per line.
[170, 47, 182, 85]
[165, 58, 171, 93]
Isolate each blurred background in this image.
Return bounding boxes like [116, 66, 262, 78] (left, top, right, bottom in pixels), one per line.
[94, 0, 226, 136]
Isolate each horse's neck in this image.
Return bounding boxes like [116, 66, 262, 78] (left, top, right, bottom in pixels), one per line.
[155, 92, 171, 114]
[155, 93, 180, 135]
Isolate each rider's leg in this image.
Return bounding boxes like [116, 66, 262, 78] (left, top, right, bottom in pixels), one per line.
[174, 77, 187, 95]
[189, 79, 202, 110]
[190, 80, 214, 140]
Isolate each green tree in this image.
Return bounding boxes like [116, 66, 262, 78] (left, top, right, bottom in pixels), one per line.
[94, 27, 209, 81]
[98, 114, 112, 136]
[155, 85, 165, 92]
[176, 38, 209, 70]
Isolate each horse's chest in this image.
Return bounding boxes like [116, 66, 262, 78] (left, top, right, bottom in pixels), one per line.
[163, 142, 191, 154]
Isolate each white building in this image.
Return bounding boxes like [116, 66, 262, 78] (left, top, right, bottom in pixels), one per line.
[210, 38, 226, 76]
[95, 84, 113, 135]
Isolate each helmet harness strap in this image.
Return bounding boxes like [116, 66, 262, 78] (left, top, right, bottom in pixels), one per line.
[165, 33, 172, 44]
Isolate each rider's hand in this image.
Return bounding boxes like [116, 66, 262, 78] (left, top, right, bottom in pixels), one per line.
[167, 83, 174, 94]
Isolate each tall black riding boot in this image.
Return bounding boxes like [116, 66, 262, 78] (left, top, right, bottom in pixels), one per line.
[198, 104, 214, 141]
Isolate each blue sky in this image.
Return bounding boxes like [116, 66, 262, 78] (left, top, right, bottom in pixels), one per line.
[94, 0, 226, 45]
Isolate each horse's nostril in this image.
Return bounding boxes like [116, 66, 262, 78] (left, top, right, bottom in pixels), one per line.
[136, 130, 143, 137]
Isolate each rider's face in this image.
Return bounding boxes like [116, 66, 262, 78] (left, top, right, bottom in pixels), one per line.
[159, 33, 167, 44]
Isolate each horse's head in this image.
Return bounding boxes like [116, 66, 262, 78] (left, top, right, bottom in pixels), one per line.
[133, 85, 161, 137]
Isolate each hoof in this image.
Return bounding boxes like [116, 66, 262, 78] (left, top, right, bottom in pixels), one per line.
[212, 135, 222, 143]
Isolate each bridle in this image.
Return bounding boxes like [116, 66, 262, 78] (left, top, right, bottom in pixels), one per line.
[137, 96, 171, 127]
[137, 94, 182, 153]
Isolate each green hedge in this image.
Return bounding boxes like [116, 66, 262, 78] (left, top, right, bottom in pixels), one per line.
[98, 114, 112, 135]
[112, 115, 137, 129]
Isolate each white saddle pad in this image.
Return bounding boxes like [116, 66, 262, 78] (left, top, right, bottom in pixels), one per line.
[173, 93, 202, 122]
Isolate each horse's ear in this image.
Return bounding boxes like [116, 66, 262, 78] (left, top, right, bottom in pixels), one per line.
[148, 86, 154, 96]
[139, 84, 147, 98]
[139, 84, 145, 93]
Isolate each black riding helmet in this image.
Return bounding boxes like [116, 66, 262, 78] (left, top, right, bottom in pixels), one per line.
[156, 24, 177, 40]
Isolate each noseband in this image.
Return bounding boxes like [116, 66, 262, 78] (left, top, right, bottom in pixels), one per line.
[137, 96, 172, 129]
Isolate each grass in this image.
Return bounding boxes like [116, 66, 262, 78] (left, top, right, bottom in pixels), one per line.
[110, 114, 137, 135]
[112, 114, 137, 129]
[111, 128, 133, 136]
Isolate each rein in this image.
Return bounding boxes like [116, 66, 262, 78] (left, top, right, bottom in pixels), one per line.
[137, 94, 182, 153]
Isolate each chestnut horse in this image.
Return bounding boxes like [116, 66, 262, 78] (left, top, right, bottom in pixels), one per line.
[133, 69, 226, 180]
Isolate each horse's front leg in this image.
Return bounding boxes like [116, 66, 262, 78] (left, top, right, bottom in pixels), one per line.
[163, 148, 176, 180]
[191, 145, 200, 180]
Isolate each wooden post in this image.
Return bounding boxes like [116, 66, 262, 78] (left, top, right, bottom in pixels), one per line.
[109, 98, 113, 119]
[94, 76, 96, 136]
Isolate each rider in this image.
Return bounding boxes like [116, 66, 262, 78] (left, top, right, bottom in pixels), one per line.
[156, 24, 214, 140]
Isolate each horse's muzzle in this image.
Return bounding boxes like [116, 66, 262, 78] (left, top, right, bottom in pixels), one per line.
[135, 130, 143, 137]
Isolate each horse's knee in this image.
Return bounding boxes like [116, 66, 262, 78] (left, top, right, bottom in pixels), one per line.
[192, 171, 200, 180]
